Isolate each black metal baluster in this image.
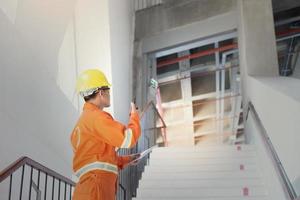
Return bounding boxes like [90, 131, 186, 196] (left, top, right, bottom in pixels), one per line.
[19, 165, 25, 200]
[37, 170, 41, 189]
[69, 185, 72, 200]
[8, 174, 13, 200]
[58, 180, 61, 200]
[52, 177, 55, 200]
[44, 174, 48, 200]
[28, 166, 33, 199]
[64, 182, 67, 200]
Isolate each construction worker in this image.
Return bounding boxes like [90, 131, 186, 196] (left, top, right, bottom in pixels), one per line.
[71, 69, 141, 200]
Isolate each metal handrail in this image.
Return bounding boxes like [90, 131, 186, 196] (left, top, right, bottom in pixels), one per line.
[117, 100, 167, 200]
[246, 102, 298, 200]
[140, 100, 166, 129]
[0, 156, 75, 185]
[0, 156, 75, 200]
[1, 101, 165, 200]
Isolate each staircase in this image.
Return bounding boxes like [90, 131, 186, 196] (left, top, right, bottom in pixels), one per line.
[133, 144, 269, 200]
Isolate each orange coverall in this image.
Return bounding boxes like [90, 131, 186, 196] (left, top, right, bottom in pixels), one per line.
[71, 102, 141, 200]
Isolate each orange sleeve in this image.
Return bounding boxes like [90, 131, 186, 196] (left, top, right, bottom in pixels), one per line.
[127, 112, 141, 147]
[117, 155, 132, 170]
[93, 112, 141, 148]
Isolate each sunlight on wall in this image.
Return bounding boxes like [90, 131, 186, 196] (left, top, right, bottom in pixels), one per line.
[57, 0, 114, 113]
[0, 0, 18, 24]
[57, 18, 79, 110]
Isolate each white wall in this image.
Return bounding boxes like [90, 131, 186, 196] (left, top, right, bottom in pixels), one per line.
[0, 0, 78, 187]
[236, 0, 300, 196]
[58, 0, 135, 122]
[108, 0, 134, 123]
[246, 76, 300, 196]
[58, 0, 113, 113]
[0, 0, 18, 23]
[0, 0, 134, 194]
[58, 19, 78, 109]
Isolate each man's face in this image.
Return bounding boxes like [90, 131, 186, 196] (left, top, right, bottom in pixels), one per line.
[99, 88, 110, 107]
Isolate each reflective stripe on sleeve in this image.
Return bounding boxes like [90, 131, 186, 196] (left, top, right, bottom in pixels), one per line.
[120, 128, 133, 148]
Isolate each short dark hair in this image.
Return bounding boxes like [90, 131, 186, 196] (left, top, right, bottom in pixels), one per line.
[83, 90, 99, 102]
[83, 87, 110, 102]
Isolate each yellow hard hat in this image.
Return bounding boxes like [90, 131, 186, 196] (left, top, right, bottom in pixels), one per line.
[76, 69, 111, 97]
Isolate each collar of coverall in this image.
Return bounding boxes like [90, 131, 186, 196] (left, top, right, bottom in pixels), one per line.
[83, 102, 99, 111]
[83, 102, 113, 118]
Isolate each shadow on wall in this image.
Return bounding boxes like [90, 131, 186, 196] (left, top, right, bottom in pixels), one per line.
[294, 176, 300, 196]
[0, 0, 78, 176]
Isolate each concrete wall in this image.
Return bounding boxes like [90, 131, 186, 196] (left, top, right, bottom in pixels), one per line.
[0, 0, 78, 183]
[237, 1, 299, 196]
[108, 0, 135, 124]
[246, 76, 300, 196]
[272, 0, 300, 13]
[135, 0, 236, 40]
[73, 0, 113, 112]
[0, 0, 134, 194]
[60, 0, 134, 122]
[292, 47, 300, 79]
[293, 56, 300, 79]
[140, 8, 237, 53]
[237, 0, 279, 77]
[133, 0, 238, 109]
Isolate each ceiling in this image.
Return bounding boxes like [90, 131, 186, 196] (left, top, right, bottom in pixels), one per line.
[272, 0, 300, 13]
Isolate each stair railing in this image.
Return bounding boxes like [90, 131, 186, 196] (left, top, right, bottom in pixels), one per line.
[0, 100, 166, 200]
[140, 100, 167, 144]
[117, 100, 167, 200]
[246, 101, 299, 200]
[0, 156, 75, 200]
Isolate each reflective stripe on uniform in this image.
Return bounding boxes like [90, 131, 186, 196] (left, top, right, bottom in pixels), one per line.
[75, 161, 118, 178]
[120, 128, 133, 148]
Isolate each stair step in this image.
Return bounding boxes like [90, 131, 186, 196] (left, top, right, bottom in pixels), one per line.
[138, 178, 265, 188]
[148, 157, 258, 166]
[149, 153, 256, 160]
[133, 197, 268, 200]
[150, 150, 256, 158]
[141, 171, 261, 180]
[136, 187, 268, 198]
[135, 145, 269, 200]
[144, 163, 258, 172]
[151, 149, 257, 157]
[152, 145, 255, 153]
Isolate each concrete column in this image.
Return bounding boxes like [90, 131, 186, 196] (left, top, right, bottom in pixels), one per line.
[237, 0, 279, 77]
[178, 51, 194, 146]
[237, 0, 279, 124]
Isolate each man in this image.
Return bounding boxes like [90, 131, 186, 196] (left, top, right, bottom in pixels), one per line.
[71, 69, 141, 199]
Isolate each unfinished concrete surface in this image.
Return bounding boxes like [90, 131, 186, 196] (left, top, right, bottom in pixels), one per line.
[237, 0, 279, 77]
[292, 44, 300, 79]
[135, 0, 236, 40]
[133, 0, 241, 146]
[272, 0, 300, 13]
